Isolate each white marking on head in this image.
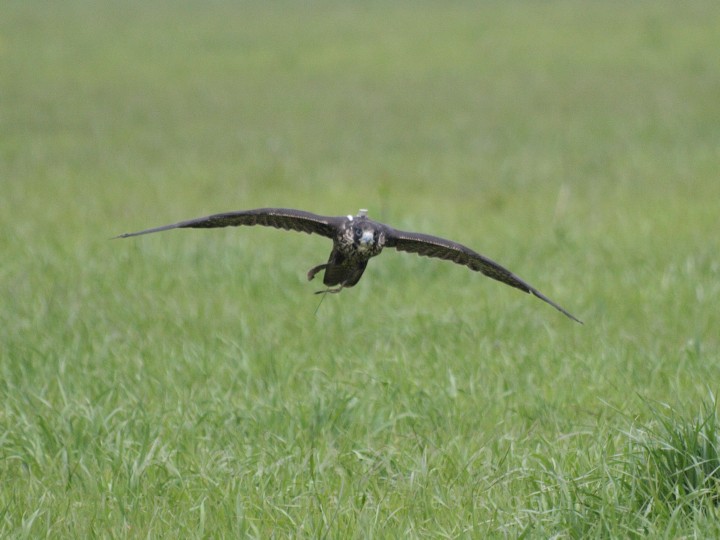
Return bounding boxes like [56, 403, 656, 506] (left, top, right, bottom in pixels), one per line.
[360, 230, 374, 246]
[347, 214, 353, 221]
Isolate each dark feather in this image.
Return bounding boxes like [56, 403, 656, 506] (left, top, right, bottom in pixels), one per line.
[115, 208, 344, 239]
[385, 228, 582, 323]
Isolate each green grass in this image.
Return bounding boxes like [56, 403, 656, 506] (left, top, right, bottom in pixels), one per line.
[2, 0, 720, 536]
[624, 395, 720, 519]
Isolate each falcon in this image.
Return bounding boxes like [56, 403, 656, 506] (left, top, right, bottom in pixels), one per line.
[116, 208, 581, 323]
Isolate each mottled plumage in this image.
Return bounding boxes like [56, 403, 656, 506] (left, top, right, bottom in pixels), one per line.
[117, 208, 581, 323]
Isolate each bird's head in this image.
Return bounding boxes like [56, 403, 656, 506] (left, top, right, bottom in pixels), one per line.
[352, 223, 378, 252]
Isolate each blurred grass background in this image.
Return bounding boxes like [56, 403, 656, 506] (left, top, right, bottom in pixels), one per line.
[2, 0, 720, 536]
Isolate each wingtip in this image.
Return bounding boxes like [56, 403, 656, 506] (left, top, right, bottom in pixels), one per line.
[553, 306, 583, 324]
[530, 289, 583, 324]
[557, 301, 583, 324]
[559, 307, 583, 324]
[553, 304, 584, 325]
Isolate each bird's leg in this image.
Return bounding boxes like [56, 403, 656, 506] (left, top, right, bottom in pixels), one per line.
[312, 282, 344, 315]
[309, 263, 345, 294]
[307, 263, 328, 281]
[314, 284, 345, 295]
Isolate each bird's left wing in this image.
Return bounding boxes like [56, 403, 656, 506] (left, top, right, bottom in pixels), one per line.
[385, 228, 582, 323]
[116, 208, 345, 239]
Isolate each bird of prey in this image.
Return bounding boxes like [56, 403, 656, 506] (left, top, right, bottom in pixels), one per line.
[117, 208, 581, 323]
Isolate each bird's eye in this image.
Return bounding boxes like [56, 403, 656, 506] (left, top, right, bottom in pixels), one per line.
[354, 228, 362, 238]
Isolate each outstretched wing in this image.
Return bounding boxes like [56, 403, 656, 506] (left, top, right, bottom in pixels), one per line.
[115, 208, 345, 239]
[385, 228, 582, 323]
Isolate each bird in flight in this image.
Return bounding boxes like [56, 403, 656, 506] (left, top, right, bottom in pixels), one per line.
[117, 208, 581, 323]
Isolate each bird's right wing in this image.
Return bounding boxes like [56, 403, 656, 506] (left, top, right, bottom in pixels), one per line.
[385, 227, 582, 323]
[115, 208, 345, 239]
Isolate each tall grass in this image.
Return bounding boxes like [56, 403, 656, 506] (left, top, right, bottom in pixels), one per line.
[626, 395, 720, 517]
[2, 0, 720, 536]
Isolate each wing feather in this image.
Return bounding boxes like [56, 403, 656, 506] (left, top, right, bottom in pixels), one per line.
[116, 208, 344, 239]
[386, 228, 582, 323]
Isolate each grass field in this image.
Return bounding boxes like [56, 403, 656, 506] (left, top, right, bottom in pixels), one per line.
[2, 0, 720, 536]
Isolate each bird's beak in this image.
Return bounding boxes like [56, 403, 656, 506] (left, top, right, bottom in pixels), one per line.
[360, 230, 374, 246]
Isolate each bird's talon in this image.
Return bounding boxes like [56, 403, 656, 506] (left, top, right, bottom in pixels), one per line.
[314, 286, 343, 295]
[307, 264, 327, 281]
